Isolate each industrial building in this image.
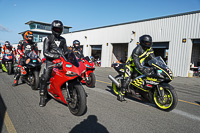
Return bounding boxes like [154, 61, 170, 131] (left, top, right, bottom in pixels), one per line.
[60, 10, 200, 77]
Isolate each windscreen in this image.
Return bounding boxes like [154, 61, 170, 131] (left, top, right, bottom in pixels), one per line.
[5, 49, 12, 55]
[66, 52, 79, 67]
[27, 51, 38, 59]
[84, 56, 91, 62]
[148, 56, 167, 69]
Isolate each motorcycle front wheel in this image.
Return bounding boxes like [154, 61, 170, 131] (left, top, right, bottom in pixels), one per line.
[68, 84, 87, 116]
[86, 73, 96, 88]
[7, 63, 12, 75]
[31, 71, 39, 90]
[153, 84, 178, 112]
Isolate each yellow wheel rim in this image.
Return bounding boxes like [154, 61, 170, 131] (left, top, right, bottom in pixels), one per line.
[154, 89, 173, 109]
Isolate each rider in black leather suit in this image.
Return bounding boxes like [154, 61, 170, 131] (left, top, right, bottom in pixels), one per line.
[39, 20, 68, 107]
[72, 40, 84, 60]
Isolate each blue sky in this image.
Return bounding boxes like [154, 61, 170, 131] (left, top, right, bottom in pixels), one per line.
[0, 0, 200, 45]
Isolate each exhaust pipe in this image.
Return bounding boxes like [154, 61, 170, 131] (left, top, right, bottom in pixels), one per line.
[108, 75, 121, 88]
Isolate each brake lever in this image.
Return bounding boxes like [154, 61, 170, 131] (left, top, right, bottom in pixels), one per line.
[48, 64, 57, 68]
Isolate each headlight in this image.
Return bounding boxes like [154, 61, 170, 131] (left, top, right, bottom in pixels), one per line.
[66, 71, 77, 76]
[157, 70, 162, 74]
[86, 64, 91, 68]
[66, 64, 72, 68]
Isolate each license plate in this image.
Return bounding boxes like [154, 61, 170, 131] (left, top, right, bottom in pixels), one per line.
[33, 60, 36, 62]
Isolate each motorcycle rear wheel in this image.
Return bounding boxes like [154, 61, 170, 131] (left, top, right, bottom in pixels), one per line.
[86, 73, 96, 88]
[68, 84, 87, 116]
[112, 75, 123, 96]
[153, 84, 178, 112]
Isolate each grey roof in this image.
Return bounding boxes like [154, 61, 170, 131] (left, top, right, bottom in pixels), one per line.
[25, 20, 72, 28]
[69, 10, 200, 33]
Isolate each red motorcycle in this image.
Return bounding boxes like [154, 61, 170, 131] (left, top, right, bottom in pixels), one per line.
[79, 56, 96, 88]
[42, 49, 87, 116]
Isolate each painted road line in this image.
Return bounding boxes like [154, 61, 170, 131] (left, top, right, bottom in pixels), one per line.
[178, 99, 200, 106]
[96, 80, 112, 85]
[96, 79, 200, 107]
[86, 86, 200, 122]
[172, 109, 200, 121]
[3, 111, 17, 133]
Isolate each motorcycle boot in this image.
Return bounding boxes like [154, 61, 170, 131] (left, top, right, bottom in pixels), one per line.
[39, 76, 47, 107]
[117, 78, 129, 102]
[12, 67, 21, 86]
[39, 84, 47, 107]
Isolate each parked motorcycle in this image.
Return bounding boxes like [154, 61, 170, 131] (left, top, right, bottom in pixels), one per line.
[79, 56, 96, 88]
[1, 50, 14, 75]
[42, 49, 87, 116]
[20, 51, 42, 90]
[109, 56, 178, 112]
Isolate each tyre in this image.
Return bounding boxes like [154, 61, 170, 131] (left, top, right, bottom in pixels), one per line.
[112, 75, 123, 96]
[153, 84, 178, 112]
[68, 84, 87, 116]
[21, 77, 26, 84]
[8, 63, 12, 75]
[31, 71, 40, 90]
[86, 73, 96, 88]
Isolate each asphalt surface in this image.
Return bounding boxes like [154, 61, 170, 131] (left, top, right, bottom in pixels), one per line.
[0, 67, 200, 133]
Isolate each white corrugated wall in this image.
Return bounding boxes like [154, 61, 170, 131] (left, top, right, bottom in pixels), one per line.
[60, 12, 200, 77]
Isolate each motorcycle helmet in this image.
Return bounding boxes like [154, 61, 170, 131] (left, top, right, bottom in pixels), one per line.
[51, 20, 63, 37]
[24, 31, 33, 43]
[5, 41, 11, 48]
[139, 35, 153, 48]
[73, 40, 80, 49]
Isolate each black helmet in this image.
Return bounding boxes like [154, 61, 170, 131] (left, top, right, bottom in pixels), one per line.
[51, 20, 63, 37]
[139, 35, 152, 48]
[73, 40, 80, 49]
[5, 41, 11, 48]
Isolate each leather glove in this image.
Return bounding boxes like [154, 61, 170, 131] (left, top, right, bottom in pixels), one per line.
[55, 54, 60, 59]
[143, 67, 154, 76]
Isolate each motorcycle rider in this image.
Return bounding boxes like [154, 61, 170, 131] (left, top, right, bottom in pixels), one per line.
[72, 40, 84, 60]
[1, 41, 13, 72]
[13, 31, 38, 86]
[39, 20, 68, 107]
[118, 35, 155, 101]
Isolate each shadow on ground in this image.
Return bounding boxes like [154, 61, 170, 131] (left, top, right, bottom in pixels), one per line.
[106, 85, 155, 107]
[0, 94, 7, 133]
[69, 115, 109, 133]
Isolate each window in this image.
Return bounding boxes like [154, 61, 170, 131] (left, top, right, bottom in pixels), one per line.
[63, 28, 69, 34]
[33, 34, 38, 42]
[30, 24, 36, 29]
[36, 24, 40, 29]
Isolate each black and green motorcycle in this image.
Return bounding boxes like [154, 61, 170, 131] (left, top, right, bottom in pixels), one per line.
[109, 56, 178, 112]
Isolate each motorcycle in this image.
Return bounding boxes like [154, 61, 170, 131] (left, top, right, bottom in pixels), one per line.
[109, 56, 178, 112]
[20, 51, 42, 90]
[79, 56, 96, 88]
[41, 49, 87, 116]
[1, 50, 14, 75]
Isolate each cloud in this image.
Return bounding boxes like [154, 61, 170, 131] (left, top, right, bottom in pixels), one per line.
[0, 24, 10, 32]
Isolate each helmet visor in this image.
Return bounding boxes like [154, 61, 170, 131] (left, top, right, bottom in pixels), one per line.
[144, 41, 152, 47]
[53, 27, 63, 33]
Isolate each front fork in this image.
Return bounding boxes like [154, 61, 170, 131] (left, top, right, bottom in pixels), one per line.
[156, 85, 165, 100]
